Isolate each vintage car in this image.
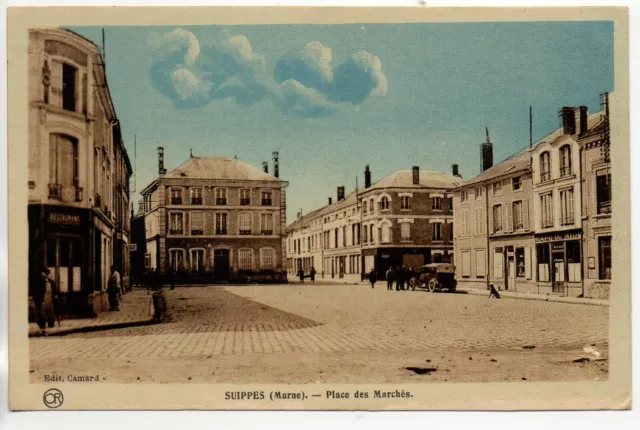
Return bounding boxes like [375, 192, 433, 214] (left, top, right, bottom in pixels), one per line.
[409, 263, 457, 292]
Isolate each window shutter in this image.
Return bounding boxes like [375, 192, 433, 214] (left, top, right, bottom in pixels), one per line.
[506, 202, 514, 232]
[502, 204, 508, 233]
[524, 246, 532, 279]
[50, 60, 63, 107]
[82, 72, 88, 115]
[488, 207, 494, 235]
[522, 199, 530, 230]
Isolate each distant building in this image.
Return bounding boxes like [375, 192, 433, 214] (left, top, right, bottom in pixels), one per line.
[27, 28, 132, 316]
[286, 165, 464, 282]
[134, 152, 288, 283]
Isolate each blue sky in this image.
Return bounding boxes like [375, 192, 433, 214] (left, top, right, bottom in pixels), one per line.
[70, 22, 613, 221]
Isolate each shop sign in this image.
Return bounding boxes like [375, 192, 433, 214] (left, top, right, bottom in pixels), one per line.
[535, 230, 581, 243]
[552, 243, 565, 252]
[47, 212, 81, 226]
[381, 253, 390, 258]
[495, 247, 504, 253]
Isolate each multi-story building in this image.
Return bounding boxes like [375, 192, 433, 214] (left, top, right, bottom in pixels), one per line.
[579, 94, 612, 299]
[454, 137, 536, 293]
[135, 151, 288, 283]
[27, 28, 132, 316]
[359, 165, 463, 278]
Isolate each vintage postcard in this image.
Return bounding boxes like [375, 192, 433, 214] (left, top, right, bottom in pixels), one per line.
[7, 6, 631, 410]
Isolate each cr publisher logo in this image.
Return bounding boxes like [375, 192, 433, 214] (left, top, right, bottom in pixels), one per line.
[43, 388, 64, 408]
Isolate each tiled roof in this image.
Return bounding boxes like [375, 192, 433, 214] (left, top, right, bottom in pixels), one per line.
[461, 111, 605, 188]
[287, 190, 358, 232]
[164, 157, 283, 181]
[365, 170, 465, 192]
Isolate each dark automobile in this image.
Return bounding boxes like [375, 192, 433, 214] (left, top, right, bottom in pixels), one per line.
[409, 263, 457, 293]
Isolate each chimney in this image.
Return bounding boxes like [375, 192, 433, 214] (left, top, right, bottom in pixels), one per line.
[452, 164, 460, 177]
[262, 161, 268, 174]
[579, 106, 588, 135]
[480, 127, 493, 173]
[412, 166, 420, 185]
[328, 197, 333, 205]
[272, 151, 279, 178]
[560, 106, 576, 135]
[157, 147, 166, 176]
[337, 186, 345, 201]
[364, 165, 371, 188]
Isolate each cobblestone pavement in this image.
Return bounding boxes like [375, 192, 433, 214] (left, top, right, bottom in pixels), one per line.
[29, 283, 609, 383]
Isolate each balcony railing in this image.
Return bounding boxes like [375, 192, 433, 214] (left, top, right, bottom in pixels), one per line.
[215, 229, 228, 235]
[169, 229, 183, 235]
[598, 201, 612, 214]
[215, 198, 227, 205]
[191, 197, 203, 205]
[261, 229, 273, 235]
[560, 166, 572, 177]
[239, 229, 252, 235]
[171, 197, 182, 205]
[261, 199, 273, 206]
[540, 172, 551, 182]
[190, 229, 203, 236]
[240, 198, 251, 206]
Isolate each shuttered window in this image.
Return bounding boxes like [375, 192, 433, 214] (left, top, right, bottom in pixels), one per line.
[260, 248, 275, 270]
[239, 212, 252, 235]
[238, 249, 253, 271]
[461, 250, 471, 278]
[475, 249, 485, 278]
[190, 211, 204, 235]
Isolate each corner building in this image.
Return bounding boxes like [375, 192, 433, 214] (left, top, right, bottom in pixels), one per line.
[27, 29, 132, 316]
[136, 154, 288, 283]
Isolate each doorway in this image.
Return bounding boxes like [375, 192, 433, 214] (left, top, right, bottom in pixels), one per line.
[552, 251, 566, 294]
[214, 249, 230, 281]
[46, 235, 83, 294]
[506, 255, 515, 291]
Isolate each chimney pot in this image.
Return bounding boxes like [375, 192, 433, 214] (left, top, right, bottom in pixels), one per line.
[158, 147, 165, 176]
[337, 186, 345, 201]
[452, 164, 459, 177]
[412, 166, 420, 185]
[480, 128, 493, 172]
[579, 106, 588, 135]
[364, 165, 372, 188]
[272, 151, 279, 178]
[328, 197, 333, 205]
[560, 106, 577, 135]
[262, 161, 269, 174]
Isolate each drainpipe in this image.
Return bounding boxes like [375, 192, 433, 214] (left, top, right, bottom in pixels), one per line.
[579, 143, 585, 298]
[485, 183, 491, 291]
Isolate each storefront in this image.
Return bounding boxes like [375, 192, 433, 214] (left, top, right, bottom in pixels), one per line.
[488, 236, 536, 294]
[535, 229, 583, 297]
[28, 205, 94, 316]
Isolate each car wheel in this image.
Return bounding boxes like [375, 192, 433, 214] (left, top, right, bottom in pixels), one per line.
[409, 277, 418, 290]
[427, 278, 437, 292]
[449, 285, 457, 293]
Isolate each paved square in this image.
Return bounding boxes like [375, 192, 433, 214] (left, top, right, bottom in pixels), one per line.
[29, 284, 609, 383]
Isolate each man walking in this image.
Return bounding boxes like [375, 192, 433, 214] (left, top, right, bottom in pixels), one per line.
[310, 267, 316, 283]
[369, 268, 377, 288]
[395, 265, 403, 291]
[108, 265, 120, 311]
[33, 267, 57, 334]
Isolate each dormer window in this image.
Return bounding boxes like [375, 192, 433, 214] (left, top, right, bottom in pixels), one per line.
[560, 145, 572, 177]
[540, 151, 551, 182]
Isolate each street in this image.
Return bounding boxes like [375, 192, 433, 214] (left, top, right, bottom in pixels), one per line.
[29, 284, 609, 384]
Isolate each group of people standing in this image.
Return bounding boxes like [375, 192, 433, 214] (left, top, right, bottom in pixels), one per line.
[298, 267, 316, 283]
[368, 266, 414, 290]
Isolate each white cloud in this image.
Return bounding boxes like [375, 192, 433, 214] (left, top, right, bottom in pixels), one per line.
[149, 28, 200, 66]
[171, 67, 211, 100]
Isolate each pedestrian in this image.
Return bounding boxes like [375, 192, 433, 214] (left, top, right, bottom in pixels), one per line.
[108, 266, 120, 311]
[310, 267, 316, 283]
[33, 267, 57, 334]
[298, 268, 305, 283]
[168, 266, 176, 290]
[395, 266, 402, 291]
[385, 267, 394, 290]
[369, 268, 377, 288]
[404, 266, 411, 291]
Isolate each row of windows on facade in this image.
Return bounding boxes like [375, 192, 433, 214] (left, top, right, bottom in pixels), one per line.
[539, 146, 574, 182]
[164, 212, 275, 235]
[459, 199, 530, 236]
[162, 247, 277, 272]
[291, 221, 450, 254]
[460, 176, 524, 203]
[459, 237, 611, 283]
[168, 187, 274, 206]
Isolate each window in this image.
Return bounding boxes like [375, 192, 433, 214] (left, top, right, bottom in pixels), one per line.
[380, 222, 391, 243]
[362, 200, 367, 215]
[239, 212, 252, 235]
[400, 223, 411, 241]
[461, 190, 468, 203]
[363, 225, 368, 243]
[540, 151, 551, 182]
[475, 249, 485, 278]
[190, 249, 205, 272]
[144, 253, 151, 269]
[516, 248, 525, 278]
[599, 236, 611, 280]
[369, 224, 375, 243]
[261, 190, 273, 206]
[369, 199, 374, 214]
[540, 193, 554, 228]
[493, 248, 504, 279]
[560, 145, 572, 177]
[170, 188, 182, 205]
[512, 176, 522, 191]
[560, 188, 575, 225]
[566, 241, 581, 282]
[190, 211, 204, 235]
[432, 196, 441, 210]
[215, 213, 228, 235]
[169, 212, 184, 234]
[492, 181, 502, 196]
[191, 187, 203, 205]
[401, 196, 410, 210]
[512, 201, 523, 230]
[432, 222, 442, 241]
[239, 188, 251, 206]
[342, 226, 347, 247]
[379, 196, 390, 211]
[260, 213, 274, 235]
[238, 248, 253, 271]
[492, 204, 503, 232]
[537, 244, 550, 282]
[260, 248, 275, 270]
[214, 188, 226, 205]
[169, 249, 185, 271]
[461, 250, 471, 278]
[62, 63, 77, 112]
[48, 134, 79, 198]
[596, 171, 611, 214]
[461, 209, 470, 237]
